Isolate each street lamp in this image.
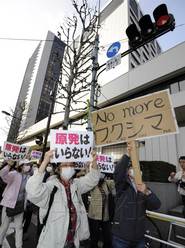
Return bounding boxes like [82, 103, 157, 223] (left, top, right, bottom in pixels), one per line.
[1, 110, 21, 120]
[2, 110, 22, 143]
[2, 110, 12, 117]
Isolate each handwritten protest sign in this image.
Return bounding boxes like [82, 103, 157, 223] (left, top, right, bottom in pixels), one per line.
[50, 129, 94, 163]
[75, 154, 115, 173]
[91, 90, 178, 146]
[31, 150, 42, 160]
[3, 142, 29, 161]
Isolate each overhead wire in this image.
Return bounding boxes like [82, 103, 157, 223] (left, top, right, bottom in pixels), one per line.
[0, 36, 129, 52]
[0, 22, 184, 46]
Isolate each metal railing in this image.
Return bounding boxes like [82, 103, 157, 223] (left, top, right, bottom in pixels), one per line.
[145, 211, 185, 248]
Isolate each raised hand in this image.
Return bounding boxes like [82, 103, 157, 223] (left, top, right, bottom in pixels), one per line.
[170, 172, 176, 178]
[39, 150, 54, 173]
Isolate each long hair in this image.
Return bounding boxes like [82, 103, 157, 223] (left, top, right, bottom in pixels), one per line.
[15, 162, 23, 173]
[9, 161, 18, 171]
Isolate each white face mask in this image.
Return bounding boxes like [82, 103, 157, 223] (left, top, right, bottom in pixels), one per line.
[23, 165, 31, 173]
[60, 167, 75, 181]
[33, 167, 38, 172]
[46, 166, 53, 173]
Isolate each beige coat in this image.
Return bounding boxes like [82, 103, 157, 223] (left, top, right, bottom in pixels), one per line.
[26, 168, 100, 248]
[88, 179, 115, 221]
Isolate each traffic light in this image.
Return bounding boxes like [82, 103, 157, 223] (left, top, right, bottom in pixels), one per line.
[126, 4, 175, 48]
[35, 136, 43, 146]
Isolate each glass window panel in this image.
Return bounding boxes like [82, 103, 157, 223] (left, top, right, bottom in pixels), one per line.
[179, 80, 185, 91]
[170, 82, 180, 94]
[102, 143, 127, 161]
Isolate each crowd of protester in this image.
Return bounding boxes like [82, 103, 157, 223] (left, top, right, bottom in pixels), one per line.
[0, 144, 184, 248]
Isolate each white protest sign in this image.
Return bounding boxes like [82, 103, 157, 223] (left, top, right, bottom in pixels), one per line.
[97, 154, 115, 173]
[75, 162, 87, 170]
[50, 129, 94, 163]
[31, 150, 42, 160]
[75, 154, 115, 173]
[3, 142, 30, 161]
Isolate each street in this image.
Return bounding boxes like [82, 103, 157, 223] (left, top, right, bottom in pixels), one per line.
[3, 215, 91, 248]
[3, 216, 37, 248]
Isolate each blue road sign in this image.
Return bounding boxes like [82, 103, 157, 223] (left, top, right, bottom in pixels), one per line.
[106, 41, 121, 58]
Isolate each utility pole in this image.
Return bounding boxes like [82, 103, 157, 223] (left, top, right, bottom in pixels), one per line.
[41, 81, 58, 161]
[87, 0, 101, 130]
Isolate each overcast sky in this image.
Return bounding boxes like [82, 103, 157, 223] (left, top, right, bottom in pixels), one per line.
[0, 0, 185, 149]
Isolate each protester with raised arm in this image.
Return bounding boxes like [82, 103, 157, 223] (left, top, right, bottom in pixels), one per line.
[112, 143, 161, 248]
[26, 149, 100, 248]
[0, 159, 32, 248]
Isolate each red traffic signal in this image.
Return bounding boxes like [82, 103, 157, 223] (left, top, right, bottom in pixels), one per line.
[126, 4, 175, 48]
[153, 4, 175, 30]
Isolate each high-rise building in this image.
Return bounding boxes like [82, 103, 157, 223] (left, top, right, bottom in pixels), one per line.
[7, 31, 65, 142]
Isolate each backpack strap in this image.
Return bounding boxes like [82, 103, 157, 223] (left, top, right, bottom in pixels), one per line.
[42, 186, 58, 227]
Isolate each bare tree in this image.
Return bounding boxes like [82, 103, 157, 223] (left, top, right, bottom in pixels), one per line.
[57, 0, 98, 130]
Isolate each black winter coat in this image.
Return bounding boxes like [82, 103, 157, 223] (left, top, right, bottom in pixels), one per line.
[112, 154, 161, 241]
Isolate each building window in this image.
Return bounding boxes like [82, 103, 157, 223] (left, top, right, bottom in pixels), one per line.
[130, 15, 139, 27]
[130, 0, 138, 18]
[170, 82, 180, 94]
[131, 62, 135, 69]
[143, 52, 149, 62]
[179, 79, 185, 91]
[151, 50, 155, 58]
[156, 42, 162, 54]
[36, 101, 51, 122]
[139, 10, 143, 18]
[131, 53, 140, 65]
[102, 143, 127, 161]
[143, 45, 150, 57]
[130, 8, 139, 25]
[150, 45, 156, 56]
[135, 49, 141, 58]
